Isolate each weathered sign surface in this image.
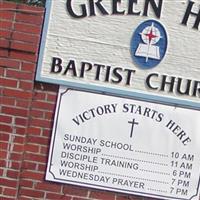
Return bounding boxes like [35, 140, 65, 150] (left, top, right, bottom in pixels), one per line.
[36, 0, 200, 109]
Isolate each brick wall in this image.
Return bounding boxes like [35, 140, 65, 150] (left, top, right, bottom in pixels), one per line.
[0, 1, 151, 200]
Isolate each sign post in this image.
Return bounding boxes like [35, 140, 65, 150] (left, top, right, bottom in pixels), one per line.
[46, 88, 200, 200]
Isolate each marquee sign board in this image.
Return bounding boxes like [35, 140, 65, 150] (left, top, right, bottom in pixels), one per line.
[36, 0, 200, 109]
[46, 88, 200, 200]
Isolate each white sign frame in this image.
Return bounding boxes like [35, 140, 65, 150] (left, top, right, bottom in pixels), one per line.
[46, 87, 200, 200]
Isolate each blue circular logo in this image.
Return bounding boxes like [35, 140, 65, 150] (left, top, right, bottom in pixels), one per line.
[131, 20, 168, 69]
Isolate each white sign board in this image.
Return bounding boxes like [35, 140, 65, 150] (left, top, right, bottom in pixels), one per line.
[46, 88, 200, 200]
[36, 0, 200, 109]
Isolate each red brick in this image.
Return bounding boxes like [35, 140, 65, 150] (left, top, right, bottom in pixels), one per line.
[0, 133, 9, 141]
[0, 58, 20, 69]
[0, 11, 15, 21]
[14, 22, 41, 34]
[0, 150, 7, 159]
[0, 124, 12, 133]
[42, 129, 51, 137]
[32, 101, 55, 111]
[18, 197, 31, 200]
[24, 152, 46, 163]
[0, 142, 8, 150]
[6, 69, 33, 80]
[1, 78, 18, 87]
[27, 136, 49, 146]
[89, 190, 115, 200]
[38, 164, 46, 172]
[2, 106, 28, 117]
[29, 109, 44, 118]
[3, 88, 32, 99]
[0, 115, 12, 123]
[17, 4, 44, 12]
[26, 127, 41, 135]
[3, 188, 17, 197]
[11, 41, 38, 53]
[12, 31, 39, 44]
[10, 152, 23, 161]
[11, 161, 21, 170]
[0, 178, 17, 188]
[44, 112, 54, 120]
[21, 62, 35, 72]
[0, 49, 9, 57]
[30, 118, 52, 128]
[0, 1, 17, 9]
[47, 93, 57, 102]
[24, 144, 39, 153]
[0, 169, 3, 176]
[40, 146, 48, 155]
[116, 195, 142, 200]
[35, 182, 61, 193]
[133, 197, 145, 200]
[21, 171, 44, 181]
[0, 39, 10, 48]
[19, 81, 33, 90]
[0, 142, 10, 151]
[34, 82, 59, 92]
[63, 185, 88, 197]
[46, 193, 71, 200]
[15, 124, 26, 135]
[15, 127, 26, 135]
[1, 96, 15, 106]
[0, 20, 13, 30]
[14, 135, 25, 144]
[33, 91, 46, 100]
[16, 13, 43, 25]
[19, 188, 44, 198]
[19, 180, 33, 188]
[22, 161, 37, 170]
[13, 144, 24, 152]
[16, 100, 30, 108]
[15, 117, 28, 126]
[0, 160, 6, 168]
[7, 170, 20, 179]
[0, 66, 5, 75]
[0, 30, 12, 38]
[10, 51, 37, 63]
[0, 197, 16, 200]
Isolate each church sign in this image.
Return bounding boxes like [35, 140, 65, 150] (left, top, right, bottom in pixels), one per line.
[46, 88, 200, 200]
[36, 0, 200, 109]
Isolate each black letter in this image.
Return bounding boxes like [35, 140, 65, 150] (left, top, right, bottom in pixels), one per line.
[111, 67, 123, 83]
[112, 0, 125, 15]
[192, 81, 200, 97]
[160, 75, 175, 93]
[66, 0, 87, 18]
[89, 0, 109, 16]
[105, 66, 111, 82]
[80, 62, 93, 78]
[124, 69, 136, 85]
[63, 60, 77, 77]
[94, 64, 105, 80]
[128, 0, 141, 15]
[182, 0, 200, 29]
[146, 73, 159, 90]
[51, 57, 62, 73]
[176, 78, 191, 95]
[143, 0, 163, 18]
